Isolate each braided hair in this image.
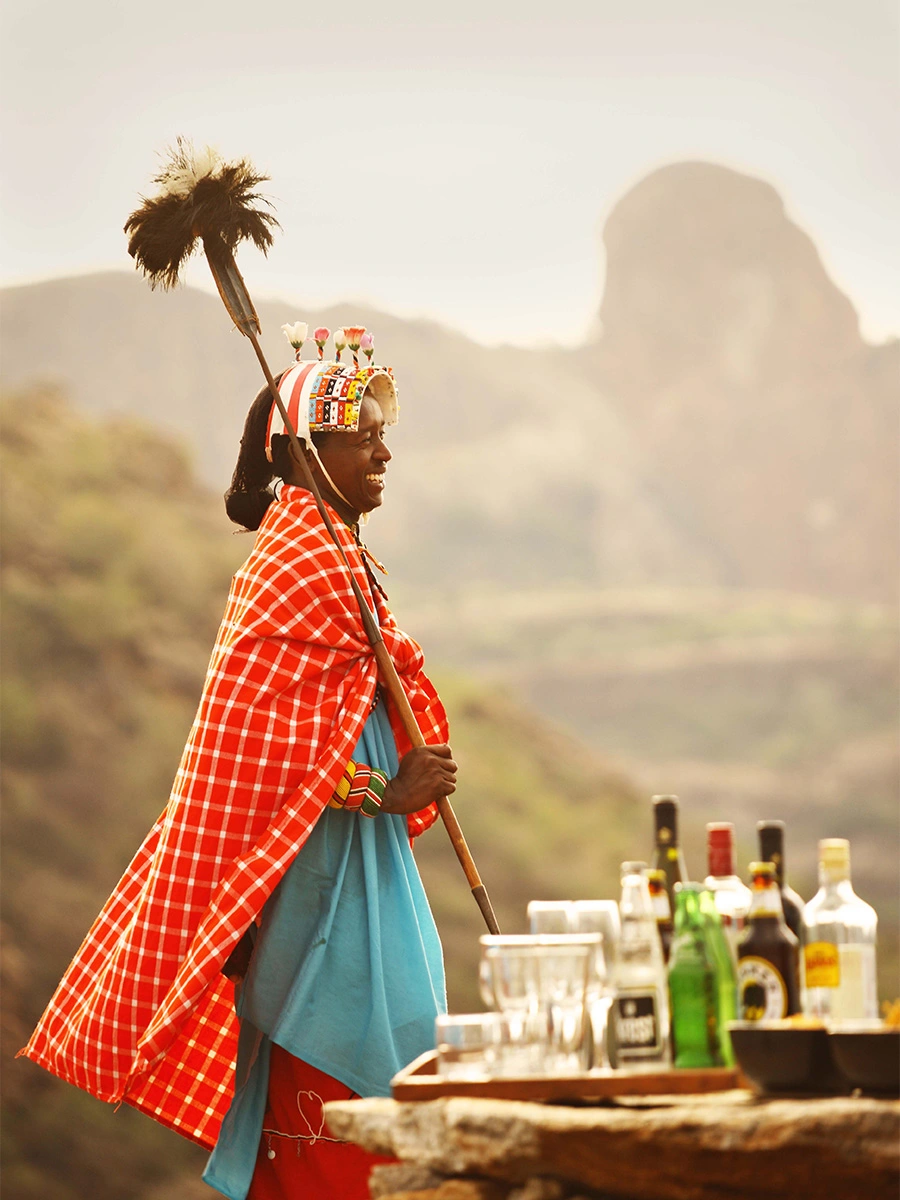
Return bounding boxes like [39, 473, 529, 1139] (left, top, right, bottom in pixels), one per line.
[224, 379, 325, 531]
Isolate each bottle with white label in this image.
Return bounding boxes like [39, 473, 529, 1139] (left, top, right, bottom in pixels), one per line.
[803, 839, 878, 1024]
[611, 861, 672, 1068]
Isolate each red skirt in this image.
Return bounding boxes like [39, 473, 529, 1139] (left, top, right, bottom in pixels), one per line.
[247, 1046, 396, 1200]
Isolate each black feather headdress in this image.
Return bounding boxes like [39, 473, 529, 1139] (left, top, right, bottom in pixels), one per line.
[125, 139, 279, 287]
[124, 139, 280, 334]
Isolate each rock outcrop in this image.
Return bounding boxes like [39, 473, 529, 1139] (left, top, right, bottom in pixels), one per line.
[325, 1092, 900, 1200]
[582, 162, 899, 602]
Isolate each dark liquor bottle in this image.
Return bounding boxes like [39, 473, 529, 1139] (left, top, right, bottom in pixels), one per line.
[736, 862, 801, 1021]
[757, 820, 804, 945]
[645, 868, 673, 963]
[652, 794, 688, 907]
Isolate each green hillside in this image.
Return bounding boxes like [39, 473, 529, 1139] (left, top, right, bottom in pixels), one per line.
[0, 389, 641, 1200]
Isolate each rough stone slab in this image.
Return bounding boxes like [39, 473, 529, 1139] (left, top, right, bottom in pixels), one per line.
[507, 1181, 567, 1200]
[324, 1092, 900, 1200]
[370, 1163, 453, 1198]
[375, 1182, 511, 1200]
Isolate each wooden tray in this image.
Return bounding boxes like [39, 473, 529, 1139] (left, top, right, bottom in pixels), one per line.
[391, 1050, 743, 1102]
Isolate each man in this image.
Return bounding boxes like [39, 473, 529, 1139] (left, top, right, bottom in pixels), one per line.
[22, 334, 456, 1199]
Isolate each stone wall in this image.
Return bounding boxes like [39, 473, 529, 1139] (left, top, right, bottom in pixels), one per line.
[325, 1091, 900, 1200]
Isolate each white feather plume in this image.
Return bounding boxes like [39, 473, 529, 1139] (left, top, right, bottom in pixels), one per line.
[156, 142, 224, 199]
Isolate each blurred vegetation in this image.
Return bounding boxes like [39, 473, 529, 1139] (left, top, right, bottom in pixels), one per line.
[398, 583, 900, 1001]
[1, 389, 642, 1198]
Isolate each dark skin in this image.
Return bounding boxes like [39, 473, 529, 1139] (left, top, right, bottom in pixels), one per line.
[284, 394, 457, 817]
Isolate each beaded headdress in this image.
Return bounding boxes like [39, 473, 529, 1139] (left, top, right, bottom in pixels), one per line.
[266, 323, 398, 458]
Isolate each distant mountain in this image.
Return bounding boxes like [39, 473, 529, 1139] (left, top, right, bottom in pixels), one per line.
[1, 161, 896, 604]
[581, 162, 899, 604]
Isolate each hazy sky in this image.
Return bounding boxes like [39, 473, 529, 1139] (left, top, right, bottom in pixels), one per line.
[2, 0, 897, 345]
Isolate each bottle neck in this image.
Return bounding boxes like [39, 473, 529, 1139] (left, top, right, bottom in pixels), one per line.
[748, 881, 784, 919]
[653, 800, 679, 849]
[759, 828, 786, 887]
[673, 888, 704, 930]
[620, 874, 654, 918]
[818, 866, 852, 890]
[707, 845, 735, 878]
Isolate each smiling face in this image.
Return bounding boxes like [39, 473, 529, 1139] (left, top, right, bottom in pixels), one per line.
[309, 392, 392, 521]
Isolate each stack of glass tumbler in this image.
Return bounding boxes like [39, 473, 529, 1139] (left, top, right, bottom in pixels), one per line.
[435, 900, 622, 1079]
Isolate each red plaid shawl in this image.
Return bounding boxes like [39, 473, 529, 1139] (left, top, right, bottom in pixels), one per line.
[20, 487, 445, 1148]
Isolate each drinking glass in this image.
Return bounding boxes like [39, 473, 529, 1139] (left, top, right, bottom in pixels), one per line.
[481, 942, 547, 1075]
[527, 900, 574, 935]
[571, 900, 620, 1069]
[479, 935, 542, 1008]
[435, 1012, 509, 1079]
[533, 940, 594, 1074]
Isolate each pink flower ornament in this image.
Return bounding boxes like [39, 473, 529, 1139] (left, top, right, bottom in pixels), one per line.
[313, 326, 331, 361]
[343, 325, 366, 367]
[360, 331, 375, 364]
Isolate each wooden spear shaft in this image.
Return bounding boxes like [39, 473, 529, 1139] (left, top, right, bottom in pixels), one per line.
[242, 318, 501, 936]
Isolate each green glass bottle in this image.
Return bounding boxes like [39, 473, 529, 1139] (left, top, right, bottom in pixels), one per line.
[667, 884, 719, 1069]
[698, 888, 737, 1067]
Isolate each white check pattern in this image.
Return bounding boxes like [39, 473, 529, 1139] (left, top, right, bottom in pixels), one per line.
[19, 488, 445, 1148]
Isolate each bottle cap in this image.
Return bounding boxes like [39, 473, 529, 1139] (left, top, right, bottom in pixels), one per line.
[621, 860, 649, 878]
[819, 838, 850, 876]
[707, 822, 736, 877]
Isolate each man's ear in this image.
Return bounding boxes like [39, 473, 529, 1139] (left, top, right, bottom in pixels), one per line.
[287, 437, 315, 470]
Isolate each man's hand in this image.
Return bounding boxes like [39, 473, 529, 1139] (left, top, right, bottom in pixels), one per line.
[382, 744, 457, 814]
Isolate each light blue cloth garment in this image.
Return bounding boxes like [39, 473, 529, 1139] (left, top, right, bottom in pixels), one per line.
[204, 700, 445, 1200]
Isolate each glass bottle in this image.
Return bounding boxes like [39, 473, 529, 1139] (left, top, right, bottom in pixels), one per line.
[668, 884, 719, 1068]
[757, 820, 804, 945]
[704, 822, 752, 958]
[611, 861, 672, 1068]
[736, 862, 801, 1021]
[645, 868, 673, 963]
[652, 794, 688, 907]
[698, 888, 737, 1066]
[803, 839, 878, 1024]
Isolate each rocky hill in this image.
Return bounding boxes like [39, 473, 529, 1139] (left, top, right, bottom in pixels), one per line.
[2, 162, 896, 603]
[582, 162, 899, 604]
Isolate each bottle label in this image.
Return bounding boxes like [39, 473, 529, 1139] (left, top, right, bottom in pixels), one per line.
[805, 942, 840, 989]
[737, 956, 787, 1021]
[613, 992, 661, 1053]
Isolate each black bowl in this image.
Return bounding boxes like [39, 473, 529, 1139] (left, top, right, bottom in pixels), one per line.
[829, 1030, 900, 1096]
[727, 1023, 847, 1095]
